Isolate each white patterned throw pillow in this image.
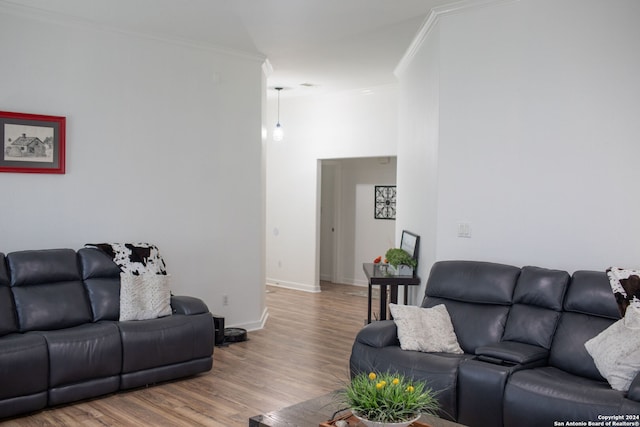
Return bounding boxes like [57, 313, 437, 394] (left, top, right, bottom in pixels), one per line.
[119, 273, 172, 321]
[86, 243, 173, 321]
[389, 303, 463, 354]
[585, 305, 640, 391]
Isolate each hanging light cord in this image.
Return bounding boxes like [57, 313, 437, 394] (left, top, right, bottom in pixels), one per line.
[273, 87, 284, 141]
[276, 87, 282, 125]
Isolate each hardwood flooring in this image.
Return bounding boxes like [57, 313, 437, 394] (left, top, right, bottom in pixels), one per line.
[3, 282, 377, 426]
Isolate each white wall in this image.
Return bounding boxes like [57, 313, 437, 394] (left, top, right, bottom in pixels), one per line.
[0, 5, 266, 329]
[266, 86, 398, 292]
[397, 0, 640, 301]
[395, 19, 441, 304]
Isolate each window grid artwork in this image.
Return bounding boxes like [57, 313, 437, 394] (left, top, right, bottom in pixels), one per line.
[375, 185, 396, 220]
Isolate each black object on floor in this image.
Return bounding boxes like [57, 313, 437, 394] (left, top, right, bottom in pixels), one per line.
[212, 315, 225, 346]
[224, 327, 247, 343]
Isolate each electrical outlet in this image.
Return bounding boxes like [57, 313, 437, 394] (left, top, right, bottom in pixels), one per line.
[457, 222, 472, 238]
[223, 295, 229, 306]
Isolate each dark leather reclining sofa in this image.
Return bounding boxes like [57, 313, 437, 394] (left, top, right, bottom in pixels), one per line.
[0, 248, 214, 419]
[350, 260, 640, 427]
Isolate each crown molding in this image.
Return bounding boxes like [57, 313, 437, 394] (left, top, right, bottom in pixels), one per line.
[394, 0, 520, 77]
[262, 59, 274, 79]
[0, 0, 266, 63]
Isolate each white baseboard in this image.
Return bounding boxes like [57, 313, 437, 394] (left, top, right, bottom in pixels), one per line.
[227, 307, 269, 332]
[266, 278, 321, 293]
[335, 276, 369, 287]
[319, 273, 333, 282]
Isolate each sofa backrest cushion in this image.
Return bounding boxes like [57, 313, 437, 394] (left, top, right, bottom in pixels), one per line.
[422, 260, 521, 353]
[549, 270, 621, 380]
[424, 298, 510, 353]
[564, 271, 621, 319]
[78, 248, 121, 321]
[7, 249, 93, 331]
[502, 266, 569, 349]
[424, 261, 520, 305]
[0, 253, 19, 336]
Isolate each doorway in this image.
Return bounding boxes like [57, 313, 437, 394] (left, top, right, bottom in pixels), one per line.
[320, 161, 339, 283]
[319, 157, 397, 287]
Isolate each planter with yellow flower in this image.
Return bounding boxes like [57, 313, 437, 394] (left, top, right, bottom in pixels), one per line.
[340, 371, 439, 427]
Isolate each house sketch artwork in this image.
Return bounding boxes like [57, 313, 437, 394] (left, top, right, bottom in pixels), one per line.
[4, 124, 54, 163]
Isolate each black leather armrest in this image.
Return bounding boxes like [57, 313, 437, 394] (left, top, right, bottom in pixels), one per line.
[171, 295, 209, 315]
[475, 341, 549, 365]
[355, 320, 399, 348]
[628, 371, 640, 402]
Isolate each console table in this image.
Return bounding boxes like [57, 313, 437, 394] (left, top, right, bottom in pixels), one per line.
[362, 263, 421, 323]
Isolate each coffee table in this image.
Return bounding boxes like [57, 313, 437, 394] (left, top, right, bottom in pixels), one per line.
[249, 391, 466, 427]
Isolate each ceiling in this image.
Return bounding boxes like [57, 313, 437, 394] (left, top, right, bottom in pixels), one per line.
[2, 0, 459, 96]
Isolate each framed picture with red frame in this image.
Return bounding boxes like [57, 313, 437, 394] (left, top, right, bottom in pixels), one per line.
[0, 110, 66, 174]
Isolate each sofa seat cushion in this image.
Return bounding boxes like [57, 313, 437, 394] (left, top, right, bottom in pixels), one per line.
[0, 333, 48, 400]
[119, 313, 213, 374]
[389, 303, 462, 354]
[504, 366, 630, 427]
[39, 322, 122, 387]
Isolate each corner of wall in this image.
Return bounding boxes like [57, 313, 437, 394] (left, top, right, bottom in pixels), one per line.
[395, 0, 521, 77]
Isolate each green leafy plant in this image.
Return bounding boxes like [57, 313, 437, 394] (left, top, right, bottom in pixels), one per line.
[341, 371, 439, 423]
[385, 248, 417, 269]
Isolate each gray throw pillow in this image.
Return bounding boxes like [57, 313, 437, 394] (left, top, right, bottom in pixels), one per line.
[389, 303, 463, 354]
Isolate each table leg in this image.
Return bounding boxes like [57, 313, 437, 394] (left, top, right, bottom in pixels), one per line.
[390, 285, 398, 304]
[404, 284, 409, 305]
[380, 285, 387, 320]
[367, 283, 372, 324]
[389, 285, 399, 319]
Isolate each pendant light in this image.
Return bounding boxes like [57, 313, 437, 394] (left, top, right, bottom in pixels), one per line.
[273, 87, 284, 141]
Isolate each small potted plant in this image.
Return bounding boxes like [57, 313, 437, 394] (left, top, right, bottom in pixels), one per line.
[385, 248, 417, 276]
[340, 371, 439, 426]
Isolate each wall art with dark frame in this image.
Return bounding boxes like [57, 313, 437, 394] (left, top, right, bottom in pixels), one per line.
[0, 111, 66, 174]
[374, 185, 396, 220]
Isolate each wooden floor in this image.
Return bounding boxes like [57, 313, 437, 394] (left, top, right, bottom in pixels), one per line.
[4, 282, 377, 426]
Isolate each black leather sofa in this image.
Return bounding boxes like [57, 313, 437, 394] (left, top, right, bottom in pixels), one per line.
[350, 260, 640, 426]
[0, 248, 214, 419]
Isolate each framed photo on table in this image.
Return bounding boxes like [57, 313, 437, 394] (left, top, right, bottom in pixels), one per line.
[400, 230, 420, 261]
[0, 111, 66, 174]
